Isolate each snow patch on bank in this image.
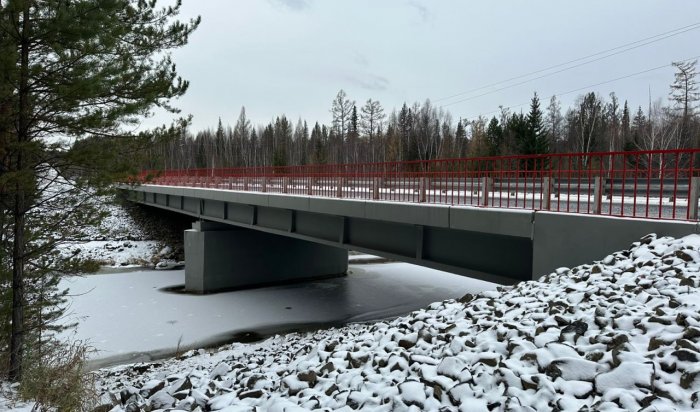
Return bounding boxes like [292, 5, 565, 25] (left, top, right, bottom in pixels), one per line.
[55, 195, 179, 268]
[57, 240, 161, 267]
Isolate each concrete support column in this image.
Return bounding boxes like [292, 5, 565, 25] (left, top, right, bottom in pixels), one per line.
[336, 177, 343, 198]
[689, 176, 700, 220]
[185, 221, 348, 293]
[419, 177, 428, 203]
[542, 176, 552, 210]
[480, 176, 492, 207]
[372, 177, 381, 200]
[593, 176, 604, 214]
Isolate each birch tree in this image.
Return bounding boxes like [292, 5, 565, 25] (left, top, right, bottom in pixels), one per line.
[360, 99, 385, 162]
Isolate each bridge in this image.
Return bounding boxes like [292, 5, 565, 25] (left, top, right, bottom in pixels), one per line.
[124, 149, 700, 293]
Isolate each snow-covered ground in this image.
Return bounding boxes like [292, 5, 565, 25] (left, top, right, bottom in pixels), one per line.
[4, 190, 700, 411]
[89, 234, 700, 411]
[54, 193, 181, 268]
[0, 384, 30, 412]
[58, 240, 163, 268]
[58, 262, 496, 368]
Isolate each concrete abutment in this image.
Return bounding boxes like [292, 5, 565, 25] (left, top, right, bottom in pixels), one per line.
[185, 221, 348, 293]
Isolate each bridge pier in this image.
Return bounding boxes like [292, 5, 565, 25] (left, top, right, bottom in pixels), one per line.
[184, 221, 348, 293]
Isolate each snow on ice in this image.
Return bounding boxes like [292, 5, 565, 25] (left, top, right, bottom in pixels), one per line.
[57, 263, 496, 365]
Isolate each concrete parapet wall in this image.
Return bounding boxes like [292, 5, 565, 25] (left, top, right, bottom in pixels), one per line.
[531, 212, 699, 276]
[449, 207, 533, 238]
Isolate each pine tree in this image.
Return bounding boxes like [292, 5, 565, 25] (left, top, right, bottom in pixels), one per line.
[621, 101, 631, 150]
[486, 117, 503, 156]
[310, 122, 325, 164]
[249, 128, 259, 167]
[273, 116, 291, 167]
[234, 107, 251, 167]
[215, 118, 225, 169]
[0, 0, 199, 381]
[262, 124, 274, 166]
[631, 106, 647, 149]
[518, 93, 549, 157]
[455, 119, 467, 157]
[398, 103, 416, 160]
[508, 112, 529, 154]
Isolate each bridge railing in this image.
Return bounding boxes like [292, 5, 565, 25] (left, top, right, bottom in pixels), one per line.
[138, 149, 700, 221]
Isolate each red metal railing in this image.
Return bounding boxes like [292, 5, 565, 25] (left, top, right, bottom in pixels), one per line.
[138, 149, 700, 221]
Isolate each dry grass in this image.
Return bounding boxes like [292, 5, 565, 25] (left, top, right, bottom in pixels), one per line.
[20, 340, 98, 412]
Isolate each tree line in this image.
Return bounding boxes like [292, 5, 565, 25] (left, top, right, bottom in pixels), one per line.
[146, 60, 699, 171]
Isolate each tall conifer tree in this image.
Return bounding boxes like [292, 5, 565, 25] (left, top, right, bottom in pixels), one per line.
[0, 0, 199, 380]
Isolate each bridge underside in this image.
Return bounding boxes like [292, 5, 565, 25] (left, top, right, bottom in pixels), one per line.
[178, 204, 534, 291]
[185, 221, 349, 293]
[124, 186, 699, 293]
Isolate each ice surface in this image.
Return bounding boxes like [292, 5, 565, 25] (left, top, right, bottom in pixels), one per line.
[58, 262, 496, 364]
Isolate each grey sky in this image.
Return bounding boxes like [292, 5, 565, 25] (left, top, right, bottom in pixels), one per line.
[150, 0, 700, 132]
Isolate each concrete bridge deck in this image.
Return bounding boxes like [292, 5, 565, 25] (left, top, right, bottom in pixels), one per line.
[124, 184, 699, 293]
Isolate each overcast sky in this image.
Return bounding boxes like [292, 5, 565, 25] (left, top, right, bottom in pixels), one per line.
[149, 0, 700, 132]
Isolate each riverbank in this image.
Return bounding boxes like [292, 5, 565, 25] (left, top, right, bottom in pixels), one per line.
[87, 233, 700, 411]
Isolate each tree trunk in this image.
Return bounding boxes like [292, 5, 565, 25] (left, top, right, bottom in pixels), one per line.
[9, 192, 25, 381]
[9, 1, 31, 382]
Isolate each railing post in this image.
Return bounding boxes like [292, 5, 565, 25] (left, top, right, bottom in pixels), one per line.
[244, 177, 249, 191]
[593, 175, 603, 214]
[262, 177, 268, 193]
[336, 177, 343, 198]
[419, 177, 428, 203]
[283, 177, 289, 194]
[307, 178, 313, 196]
[542, 176, 552, 210]
[689, 176, 700, 220]
[228, 178, 233, 190]
[372, 177, 380, 200]
[480, 176, 492, 207]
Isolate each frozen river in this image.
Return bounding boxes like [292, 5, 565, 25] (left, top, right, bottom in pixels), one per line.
[59, 261, 496, 368]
